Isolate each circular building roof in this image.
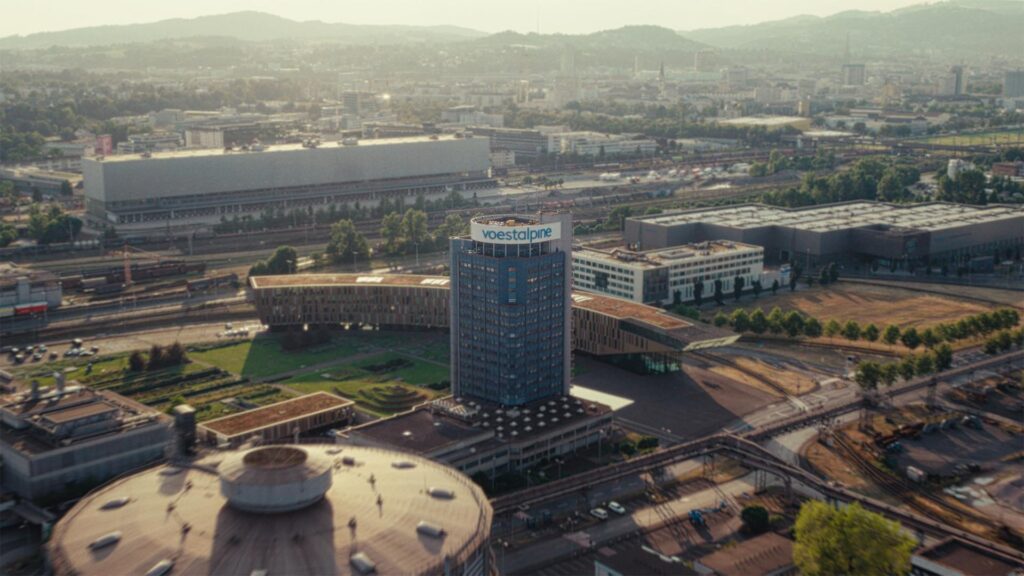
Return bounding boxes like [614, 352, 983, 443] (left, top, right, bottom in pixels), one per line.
[49, 445, 492, 576]
[219, 446, 334, 513]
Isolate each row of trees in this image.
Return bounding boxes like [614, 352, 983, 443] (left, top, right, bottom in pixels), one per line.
[248, 246, 299, 277]
[128, 343, 188, 372]
[213, 190, 475, 235]
[378, 210, 470, 257]
[715, 306, 1020, 351]
[854, 345, 954, 391]
[27, 204, 83, 245]
[748, 148, 836, 177]
[983, 327, 1024, 355]
[760, 157, 921, 207]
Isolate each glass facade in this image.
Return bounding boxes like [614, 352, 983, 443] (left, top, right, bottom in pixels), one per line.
[450, 219, 571, 406]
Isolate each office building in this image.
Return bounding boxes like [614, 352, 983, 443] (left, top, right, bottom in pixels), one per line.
[114, 132, 182, 155]
[82, 135, 493, 231]
[624, 202, 1024, 268]
[48, 444, 492, 576]
[450, 213, 573, 406]
[547, 131, 658, 157]
[1, 385, 171, 501]
[572, 241, 764, 305]
[0, 263, 62, 315]
[1004, 70, 1024, 98]
[440, 105, 504, 128]
[939, 66, 966, 97]
[841, 64, 866, 86]
[248, 274, 735, 362]
[468, 126, 548, 160]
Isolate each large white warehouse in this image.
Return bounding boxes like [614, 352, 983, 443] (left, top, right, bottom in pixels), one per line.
[83, 135, 493, 230]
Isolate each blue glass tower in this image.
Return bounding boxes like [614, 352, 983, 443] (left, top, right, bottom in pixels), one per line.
[450, 213, 573, 406]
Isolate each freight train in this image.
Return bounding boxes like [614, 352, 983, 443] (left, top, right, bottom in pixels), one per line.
[60, 260, 207, 290]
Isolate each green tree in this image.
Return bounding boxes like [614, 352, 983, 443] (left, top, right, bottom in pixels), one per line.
[692, 279, 704, 306]
[380, 212, 403, 255]
[265, 246, 298, 274]
[862, 323, 880, 343]
[898, 355, 917, 381]
[767, 307, 785, 334]
[804, 317, 823, 338]
[920, 327, 940, 349]
[934, 343, 953, 371]
[0, 222, 17, 247]
[900, 327, 921, 350]
[749, 308, 768, 334]
[326, 219, 370, 263]
[146, 344, 165, 371]
[733, 275, 745, 301]
[401, 208, 429, 254]
[855, 361, 882, 390]
[729, 309, 750, 332]
[842, 320, 861, 341]
[880, 363, 899, 388]
[824, 319, 841, 339]
[915, 352, 935, 375]
[741, 505, 771, 535]
[793, 501, 915, 576]
[713, 311, 729, 327]
[605, 206, 633, 231]
[783, 311, 805, 337]
[128, 351, 146, 372]
[882, 324, 901, 347]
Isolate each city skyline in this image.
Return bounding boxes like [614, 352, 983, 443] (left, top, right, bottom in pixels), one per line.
[2, 0, 939, 38]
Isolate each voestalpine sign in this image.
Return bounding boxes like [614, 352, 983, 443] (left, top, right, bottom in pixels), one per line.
[471, 221, 561, 244]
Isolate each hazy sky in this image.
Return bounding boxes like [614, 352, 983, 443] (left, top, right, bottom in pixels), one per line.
[1, 0, 933, 37]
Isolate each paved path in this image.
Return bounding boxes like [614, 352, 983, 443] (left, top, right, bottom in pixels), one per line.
[499, 472, 760, 574]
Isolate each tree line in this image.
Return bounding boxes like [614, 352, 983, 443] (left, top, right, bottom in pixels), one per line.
[213, 190, 475, 235]
[715, 306, 1020, 350]
[249, 210, 474, 275]
[759, 156, 921, 207]
[128, 343, 188, 372]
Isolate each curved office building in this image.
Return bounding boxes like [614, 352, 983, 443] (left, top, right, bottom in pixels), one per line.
[450, 214, 573, 406]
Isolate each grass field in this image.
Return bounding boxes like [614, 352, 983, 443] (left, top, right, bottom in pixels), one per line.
[718, 283, 994, 330]
[284, 351, 448, 415]
[188, 334, 373, 378]
[915, 129, 1024, 147]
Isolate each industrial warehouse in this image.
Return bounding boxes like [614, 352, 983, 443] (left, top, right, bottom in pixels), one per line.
[82, 135, 493, 230]
[624, 201, 1024, 268]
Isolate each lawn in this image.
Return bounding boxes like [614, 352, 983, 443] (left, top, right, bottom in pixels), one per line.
[284, 352, 449, 415]
[189, 333, 371, 378]
[915, 129, 1024, 147]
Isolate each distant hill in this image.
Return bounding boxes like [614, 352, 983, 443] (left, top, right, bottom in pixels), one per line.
[681, 0, 1024, 59]
[469, 25, 706, 71]
[0, 11, 487, 49]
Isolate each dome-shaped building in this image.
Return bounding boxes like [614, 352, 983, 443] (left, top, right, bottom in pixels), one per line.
[48, 444, 493, 575]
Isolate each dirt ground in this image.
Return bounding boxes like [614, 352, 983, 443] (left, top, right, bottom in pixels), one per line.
[719, 282, 1000, 329]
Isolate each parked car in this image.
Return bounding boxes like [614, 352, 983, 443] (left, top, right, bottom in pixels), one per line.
[607, 501, 626, 515]
[590, 508, 608, 520]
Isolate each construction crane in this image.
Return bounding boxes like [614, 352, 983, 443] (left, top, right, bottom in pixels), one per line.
[108, 243, 164, 288]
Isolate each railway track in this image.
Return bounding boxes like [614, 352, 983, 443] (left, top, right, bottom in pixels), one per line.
[829, 434, 1007, 539]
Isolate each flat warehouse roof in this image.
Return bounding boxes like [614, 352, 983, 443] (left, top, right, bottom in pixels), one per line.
[249, 274, 451, 289]
[201, 392, 353, 437]
[96, 134, 472, 162]
[632, 202, 1024, 233]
